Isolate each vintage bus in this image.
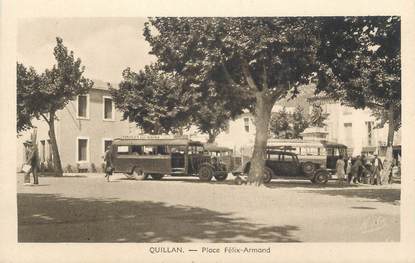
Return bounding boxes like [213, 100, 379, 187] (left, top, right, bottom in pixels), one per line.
[110, 135, 228, 181]
[204, 144, 236, 172]
[267, 139, 348, 174]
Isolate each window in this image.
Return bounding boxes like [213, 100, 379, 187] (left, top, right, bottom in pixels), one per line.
[77, 95, 89, 119]
[77, 138, 89, 162]
[103, 139, 113, 154]
[40, 140, 45, 162]
[117, 146, 129, 154]
[365, 121, 374, 146]
[244, 118, 250, 132]
[103, 96, 114, 120]
[344, 123, 353, 147]
[47, 139, 53, 162]
[304, 147, 319, 156]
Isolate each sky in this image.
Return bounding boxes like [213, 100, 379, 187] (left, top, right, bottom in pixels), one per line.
[17, 17, 156, 84]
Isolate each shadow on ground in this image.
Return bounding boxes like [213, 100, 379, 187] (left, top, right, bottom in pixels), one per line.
[150, 177, 360, 189]
[301, 188, 400, 205]
[18, 193, 300, 243]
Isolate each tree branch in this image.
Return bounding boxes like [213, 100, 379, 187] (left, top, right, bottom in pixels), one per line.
[40, 113, 50, 125]
[241, 59, 260, 92]
[221, 64, 238, 87]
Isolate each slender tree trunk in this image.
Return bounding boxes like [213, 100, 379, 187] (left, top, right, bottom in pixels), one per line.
[48, 111, 63, 176]
[380, 105, 396, 184]
[207, 130, 218, 144]
[247, 90, 275, 186]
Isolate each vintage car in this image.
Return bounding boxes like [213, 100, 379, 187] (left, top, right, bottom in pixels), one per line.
[110, 135, 228, 181]
[267, 139, 348, 175]
[204, 144, 235, 172]
[232, 149, 330, 184]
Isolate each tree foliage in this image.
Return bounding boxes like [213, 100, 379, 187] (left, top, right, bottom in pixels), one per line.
[111, 64, 192, 134]
[16, 63, 41, 133]
[270, 107, 291, 139]
[316, 16, 400, 129]
[16, 37, 93, 175]
[144, 17, 321, 185]
[292, 105, 309, 138]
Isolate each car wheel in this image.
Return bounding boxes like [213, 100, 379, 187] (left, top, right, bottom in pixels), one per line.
[198, 166, 214, 182]
[214, 172, 228, 181]
[150, 174, 164, 180]
[314, 171, 329, 184]
[263, 168, 273, 184]
[303, 162, 316, 176]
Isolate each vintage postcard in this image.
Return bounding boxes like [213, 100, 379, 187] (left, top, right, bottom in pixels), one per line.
[1, 0, 415, 262]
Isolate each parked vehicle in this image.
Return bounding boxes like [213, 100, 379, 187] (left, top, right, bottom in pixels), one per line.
[232, 149, 331, 184]
[267, 139, 348, 175]
[110, 135, 228, 181]
[204, 144, 235, 172]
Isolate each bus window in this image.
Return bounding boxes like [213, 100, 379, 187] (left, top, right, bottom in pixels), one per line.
[305, 147, 319, 156]
[156, 145, 169, 155]
[143, 146, 156, 155]
[131, 145, 142, 155]
[117, 145, 129, 154]
[269, 153, 279, 160]
[170, 146, 186, 154]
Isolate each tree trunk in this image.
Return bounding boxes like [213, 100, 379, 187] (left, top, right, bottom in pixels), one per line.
[380, 105, 396, 184]
[207, 130, 218, 144]
[247, 90, 275, 186]
[48, 111, 63, 176]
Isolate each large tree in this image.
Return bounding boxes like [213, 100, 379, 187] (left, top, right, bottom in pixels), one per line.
[110, 64, 192, 134]
[144, 17, 320, 185]
[16, 37, 93, 176]
[316, 16, 400, 181]
[17, 64, 41, 134]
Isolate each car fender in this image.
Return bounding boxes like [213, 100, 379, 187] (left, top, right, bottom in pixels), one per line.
[314, 168, 330, 178]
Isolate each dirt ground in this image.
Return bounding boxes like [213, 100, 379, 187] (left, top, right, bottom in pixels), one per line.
[17, 173, 400, 242]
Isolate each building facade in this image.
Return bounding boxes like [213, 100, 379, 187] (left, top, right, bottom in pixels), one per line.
[308, 96, 401, 156]
[17, 82, 140, 172]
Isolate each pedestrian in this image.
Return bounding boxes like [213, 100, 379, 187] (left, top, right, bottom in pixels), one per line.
[23, 140, 39, 185]
[372, 154, 383, 185]
[350, 156, 363, 184]
[104, 145, 114, 182]
[336, 155, 346, 185]
[389, 157, 397, 184]
[346, 156, 352, 184]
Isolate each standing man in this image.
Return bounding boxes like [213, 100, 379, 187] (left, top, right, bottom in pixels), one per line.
[351, 156, 363, 184]
[372, 154, 383, 185]
[336, 155, 346, 185]
[104, 145, 114, 182]
[24, 140, 39, 185]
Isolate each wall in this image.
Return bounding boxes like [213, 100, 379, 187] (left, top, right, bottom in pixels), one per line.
[16, 87, 139, 171]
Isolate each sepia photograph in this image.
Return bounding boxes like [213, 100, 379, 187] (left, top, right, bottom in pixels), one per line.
[1, 0, 415, 262]
[15, 16, 401, 243]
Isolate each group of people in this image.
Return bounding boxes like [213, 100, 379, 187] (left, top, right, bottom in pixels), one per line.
[335, 154, 396, 185]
